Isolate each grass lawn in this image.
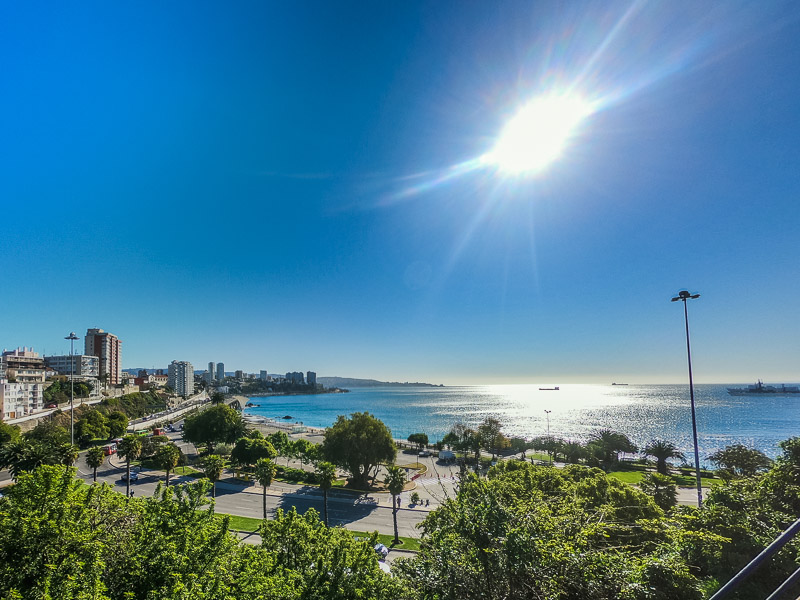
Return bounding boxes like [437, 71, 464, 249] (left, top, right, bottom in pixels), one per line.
[608, 470, 720, 487]
[220, 513, 421, 552]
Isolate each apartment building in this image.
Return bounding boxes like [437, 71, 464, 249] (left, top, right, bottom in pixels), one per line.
[85, 328, 122, 385]
[167, 360, 194, 397]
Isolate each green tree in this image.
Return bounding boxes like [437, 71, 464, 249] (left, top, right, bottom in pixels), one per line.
[395, 461, 704, 600]
[478, 417, 508, 459]
[562, 440, 588, 464]
[322, 412, 396, 488]
[140, 433, 169, 458]
[25, 419, 69, 445]
[267, 430, 290, 462]
[292, 438, 319, 465]
[0, 437, 78, 480]
[385, 465, 406, 545]
[105, 410, 129, 438]
[408, 432, 429, 451]
[74, 409, 108, 445]
[255, 458, 277, 519]
[643, 439, 686, 475]
[508, 436, 528, 459]
[210, 390, 226, 404]
[182, 404, 246, 453]
[0, 422, 20, 449]
[117, 434, 142, 497]
[202, 454, 226, 498]
[588, 429, 638, 467]
[708, 443, 773, 477]
[230, 437, 277, 469]
[85, 446, 106, 483]
[316, 461, 337, 527]
[639, 472, 678, 510]
[155, 442, 181, 486]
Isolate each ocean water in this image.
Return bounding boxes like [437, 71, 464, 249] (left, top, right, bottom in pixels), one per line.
[244, 384, 800, 463]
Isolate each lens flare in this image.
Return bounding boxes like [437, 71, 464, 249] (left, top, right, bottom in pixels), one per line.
[483, 95, 594, 175]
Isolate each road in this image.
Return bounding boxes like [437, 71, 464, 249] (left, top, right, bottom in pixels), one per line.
[77, 427, 440, 540]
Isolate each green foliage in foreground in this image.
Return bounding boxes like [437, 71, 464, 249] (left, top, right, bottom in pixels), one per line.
[0, 466, 406, 600]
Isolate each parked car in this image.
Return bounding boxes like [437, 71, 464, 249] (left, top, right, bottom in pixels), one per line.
[121, 472, 139, 482]
[418, 450, 432, 457]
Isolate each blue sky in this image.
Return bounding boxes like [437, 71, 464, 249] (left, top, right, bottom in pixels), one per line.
[2, 2, 799, 384]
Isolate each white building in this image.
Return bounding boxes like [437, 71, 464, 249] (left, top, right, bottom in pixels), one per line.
[44, 354, 99, 378]
[0, 377, 45, 420]
[1, 347, 46, 384]
[168, 360, 194, 397]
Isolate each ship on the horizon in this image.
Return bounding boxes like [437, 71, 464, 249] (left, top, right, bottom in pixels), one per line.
[727, 380, 800, 396]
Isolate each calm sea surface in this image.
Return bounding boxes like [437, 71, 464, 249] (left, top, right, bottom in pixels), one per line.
[244, 384, 800, 463]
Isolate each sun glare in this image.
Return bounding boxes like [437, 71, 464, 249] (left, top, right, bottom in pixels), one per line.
[483, 94, 593, 175]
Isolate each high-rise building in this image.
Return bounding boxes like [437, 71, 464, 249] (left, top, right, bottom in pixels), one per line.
[285, 371, 305, 384]
[168, 360, 194, 397]
[235, 370, 244, 380]
[307, 371, 317, 386]
[260, 370, 268, 381]
[208, 362, 214, 375]
[85, 328, 122, 385]
[216, 362, 224, 381]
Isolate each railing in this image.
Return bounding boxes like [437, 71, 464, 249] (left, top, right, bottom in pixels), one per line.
[709, 516, 800, 600]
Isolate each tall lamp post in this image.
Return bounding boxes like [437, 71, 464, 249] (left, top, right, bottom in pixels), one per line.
[544, 409, 552, 465]
[65, 332, 79, 446]
[671, 290, 702, 508]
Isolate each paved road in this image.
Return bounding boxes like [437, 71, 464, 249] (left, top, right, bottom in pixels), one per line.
[77, 428, 433, 539]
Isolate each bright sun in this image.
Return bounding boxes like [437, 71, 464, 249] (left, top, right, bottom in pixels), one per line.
[483, 94, 593, 175]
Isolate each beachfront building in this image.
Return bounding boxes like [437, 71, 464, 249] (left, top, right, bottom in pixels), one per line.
[307, 371, 317, 386]
[85, 328, 122, 385]
[260, 370, 269, 381]
[168, 360, 194, 397]
[216, 362, 224, 381]
[44, 354, 99, 379]
[285, 371, 305, 385]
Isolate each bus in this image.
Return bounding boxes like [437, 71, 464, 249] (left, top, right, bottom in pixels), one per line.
[102, 443, 117, 456]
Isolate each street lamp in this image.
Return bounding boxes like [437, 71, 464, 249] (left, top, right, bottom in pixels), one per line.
[544, 409, 552, 465]
[671, 290, 702, 508]
[65, 332, 79, 446]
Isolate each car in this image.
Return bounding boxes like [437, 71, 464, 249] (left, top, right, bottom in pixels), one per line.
[121, 472, 139, 482]
[45, 403, 58, 409]
[418, 450, 432, 457]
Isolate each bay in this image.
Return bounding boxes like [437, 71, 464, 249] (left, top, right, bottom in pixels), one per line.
[244, 383, 800, 463]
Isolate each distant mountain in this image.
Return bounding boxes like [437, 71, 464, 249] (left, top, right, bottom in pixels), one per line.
[318, 377, 443, 388]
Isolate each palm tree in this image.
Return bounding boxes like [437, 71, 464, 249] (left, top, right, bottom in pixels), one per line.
[85, 446, 106, 483]
[117, 435, 142, 498]
[588, 429, 637, 467]
[155, 443, 181, 486]
[202, 454, 225, 498]
[255, 458, 277, 520]
[643, 440, 686, 475]
[56, 443, 79, 466]
[384, 465, 406, 545]
[316, 461, 337, 527]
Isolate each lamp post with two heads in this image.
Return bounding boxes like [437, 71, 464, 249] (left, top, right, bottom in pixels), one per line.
[671, 290, 702, 508]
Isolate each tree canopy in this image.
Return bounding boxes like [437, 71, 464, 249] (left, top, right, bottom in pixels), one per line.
[322, 412, 396, 488]
[708, 443, 773, 478]
[183, 404, 246, 452]
[0, 465, 405, 599]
